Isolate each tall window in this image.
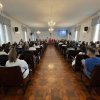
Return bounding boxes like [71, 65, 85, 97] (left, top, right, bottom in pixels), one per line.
[75, 31, 78, 41]
[0, 24, 5, 44]
[24, 31, 28, 42]
[4, 25, 9, 43]
[32, 33, 35, 41]
[0, 24, 12, 44]
[93, 24, 100, 42]
[0, 15, 11, 44]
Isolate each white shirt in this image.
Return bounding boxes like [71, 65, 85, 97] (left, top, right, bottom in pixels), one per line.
[59, 42, 63, 45]
[41, 44, 43, 47]
[0, 51, 8, 55]
[35, 45, 40, 48]
[78, 52, 85, 55]
[29, 47, 36, 51]
[62, 45, 67, 47]
[6, 59, 29, 79]
[67, 48, 75, 50]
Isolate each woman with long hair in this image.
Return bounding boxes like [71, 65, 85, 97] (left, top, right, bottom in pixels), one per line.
[6, 47, 29, 79]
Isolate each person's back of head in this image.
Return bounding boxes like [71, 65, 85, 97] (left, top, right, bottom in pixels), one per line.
[87, 47, 96, 57]
[29, 43, 34, 47]
[25, 44, 29, 50]
[8, 47, 17, 63]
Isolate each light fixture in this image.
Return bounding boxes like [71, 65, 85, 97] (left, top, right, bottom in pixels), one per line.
[37, 30, 41, 34]
[48, 27, 54, 32]
[48, 20, 56, 27]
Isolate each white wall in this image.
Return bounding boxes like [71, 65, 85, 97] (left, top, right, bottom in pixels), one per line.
[11, 19, 23, 43]
[11, 20, 32, 43]
[78, 18, 92, 42]
[67, 27, 76, 41]
[70, 18, 92, 42]
[1, 13, 32, 43]
[70, 11, 100, 42]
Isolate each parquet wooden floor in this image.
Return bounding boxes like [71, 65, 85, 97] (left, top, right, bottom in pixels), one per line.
[0, 45, 100, 100]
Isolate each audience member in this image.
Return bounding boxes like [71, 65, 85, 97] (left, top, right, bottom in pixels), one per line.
[0, 47, 8, 55]
[6, 47, 29, 79]
[82, 47, 100, 78]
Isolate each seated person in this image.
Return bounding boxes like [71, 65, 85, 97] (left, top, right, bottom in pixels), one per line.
[29, 43, 36, 51]
[0, 47, 8, 55]
[6, 47, 29, 79]
[62, 44, 67, 47]
[67, 47, 75, 51]
[58, 41, 63, 45]
[82, 47, 100, 78]
[35, 43, 40, 49]
[72, 52, 85, 66]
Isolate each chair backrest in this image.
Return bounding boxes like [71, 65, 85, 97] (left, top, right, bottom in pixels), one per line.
[0, 66, 23, 86]
[19, 52, 34, 69]
[16, 48, 24, 55]
[96, 55, 100, 57]
[91, 65, 100, 87]
[75, 54, 89, 66]
[33, 50, 38, 56]
[36, 48, 40, 54]
[23, 50, 34, 55]
[4, 48, 10, 53]
[75, 54, 89, 71]
[0, 55, 8, 66]
[67, 50, 76, 59]
[99, 50, 100, 54]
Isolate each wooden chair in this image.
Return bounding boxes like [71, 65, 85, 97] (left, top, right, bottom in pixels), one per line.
[90, 65, 100, 90]
[0, 66, 29, 94]
[99, 50, 100, 54]
[66, 49, 80, 60]
[96, 55, 100, 57]
[4, 48, 9, 54]
[74, 54, 89, 71]
[16, 48, 24, 55]
[81, 65, 100, 92]
[0, 55, 8, 66]
[19, 51, 35, 70]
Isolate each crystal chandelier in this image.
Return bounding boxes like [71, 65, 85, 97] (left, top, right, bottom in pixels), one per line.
[37, 30, 41, 34]
[48, 20, 56, 33]
[48, 20, 56, 27]
[48, 27, 54, 32]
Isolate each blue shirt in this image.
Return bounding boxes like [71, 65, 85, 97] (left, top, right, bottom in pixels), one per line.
[85, 57, 100, 75]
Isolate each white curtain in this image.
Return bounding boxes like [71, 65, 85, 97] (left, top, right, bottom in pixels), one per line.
[74, 25, 81, 41]
[24, 31, 28, 41]
[0, 15, 11, 45]
[91, 16, 100, 42]
[0, 23, 5, 45]
[21, 26, 28, 41]
[0, 24, 12, 45]
[75, 31, 78, 41]
[93, 24, 100, 42]
[31, 33, 35, 41]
